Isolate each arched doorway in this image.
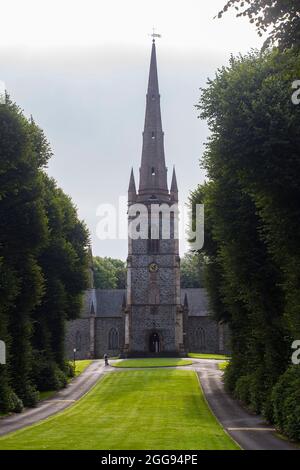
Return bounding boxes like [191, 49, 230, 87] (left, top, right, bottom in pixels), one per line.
[149, 332, 160, 353]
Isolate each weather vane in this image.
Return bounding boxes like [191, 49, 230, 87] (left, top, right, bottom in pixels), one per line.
[149, 27, 162, 41]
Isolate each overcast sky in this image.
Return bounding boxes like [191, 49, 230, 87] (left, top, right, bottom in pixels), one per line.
[0, 0, 263, 259]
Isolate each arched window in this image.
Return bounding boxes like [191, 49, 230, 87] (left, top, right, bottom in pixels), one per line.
[195, 327, 206, 351]
[108, 328, 119, 350]
[75, 331, 81, 351]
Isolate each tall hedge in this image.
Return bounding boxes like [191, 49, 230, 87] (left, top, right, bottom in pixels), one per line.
[0, 98, 89, 413]
[192, 47, 300, 435]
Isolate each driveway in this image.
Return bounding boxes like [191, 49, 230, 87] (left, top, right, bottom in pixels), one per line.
[0, 357, 298, 450]
[0, 360, 105, 437]
[193, 359, 298, 450]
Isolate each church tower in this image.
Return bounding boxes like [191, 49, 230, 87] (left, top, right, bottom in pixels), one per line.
[124, 39, 185, 356]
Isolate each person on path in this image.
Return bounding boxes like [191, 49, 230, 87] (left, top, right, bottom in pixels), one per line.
[104, 353, 109, 366]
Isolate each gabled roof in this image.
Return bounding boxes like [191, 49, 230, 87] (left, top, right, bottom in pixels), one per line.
[181, 288, 209, 316]
[80, 288, 209, 318]
[95, 289, 126, 317]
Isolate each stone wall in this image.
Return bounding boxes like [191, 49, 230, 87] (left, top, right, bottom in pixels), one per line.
[65, 313, 230, 359]
[130, 305, 177, 353]
[65, 317, 91, 360]
[187, 316, 219, 353]
[65, 286, 231, 359]
[95, 316, 125, 358]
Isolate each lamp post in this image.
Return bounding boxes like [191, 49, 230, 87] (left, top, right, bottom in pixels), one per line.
[73, 348, 76, 372]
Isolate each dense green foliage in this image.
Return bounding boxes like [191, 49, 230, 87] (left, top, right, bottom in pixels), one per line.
[219, 0, 300, 50]
[192, 47, 300, 437]
[180, 252, 204, 288]
[0, 370, 239, 450]
[93, 256, 126, 289]
[0, 97, 89, 413]
[271, 366, 300, 440]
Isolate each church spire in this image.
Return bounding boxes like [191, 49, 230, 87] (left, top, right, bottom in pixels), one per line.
[128, 167, 137, 204]
[170, 166, 178, 202]
[138, 39, 169, 201]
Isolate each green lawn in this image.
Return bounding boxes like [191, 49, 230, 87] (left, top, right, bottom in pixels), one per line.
[0, 370, 239, 450]
[74, 359, 92, 376]
[112, 358, 193, 368]
[188, 353, 230, 360]
[218, 361, 229, 371]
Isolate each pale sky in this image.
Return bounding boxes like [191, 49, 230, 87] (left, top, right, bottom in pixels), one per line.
[0, 0, 263, 259]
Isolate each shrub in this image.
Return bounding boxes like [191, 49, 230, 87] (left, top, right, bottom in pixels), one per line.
[248, 368, 269, 415]
[234, 375, 252, 406]
[38, 363, 67, 391]
[234, 372, 270, 415]
[32, 353, 68, 391]
[23, 384, 40, 408]
[8, 391, 23, 413]
[64, 361, 75, 378]
[0, 371, 13, 413]
[55, 368, 68, 389]
[224, 361, 239, 394]
[271, 366, 300, 441]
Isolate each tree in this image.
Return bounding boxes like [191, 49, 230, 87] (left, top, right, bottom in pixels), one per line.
[195, 47, 300, 422]
[218, 0, 300, 50]
[189, 183, 230, 323]
[109, 258, 127, 289]
[180, 252, 205, 288]
[32, 175, 90, 374]
[0, 99, 49, 408]
[0, 97, 90, 412]
[93, 257, 126, 289]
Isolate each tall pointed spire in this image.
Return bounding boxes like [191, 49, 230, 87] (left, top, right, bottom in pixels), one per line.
[138, 40, 169, 202]
[128, 167, 137, 203]
[170, 166, 178, 202]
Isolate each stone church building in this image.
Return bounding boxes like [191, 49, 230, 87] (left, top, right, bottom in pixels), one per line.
[65, 40, 229, 359]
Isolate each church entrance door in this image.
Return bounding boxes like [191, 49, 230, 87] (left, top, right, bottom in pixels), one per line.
[149, 332, 160, 353]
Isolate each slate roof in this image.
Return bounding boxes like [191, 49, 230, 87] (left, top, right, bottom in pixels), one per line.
[95, 289, 125, 317]
[181, 288, 209, 317]
[88, 287, 209, 318]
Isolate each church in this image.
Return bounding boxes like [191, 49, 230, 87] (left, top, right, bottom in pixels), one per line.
[65, 39, 230, 359]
